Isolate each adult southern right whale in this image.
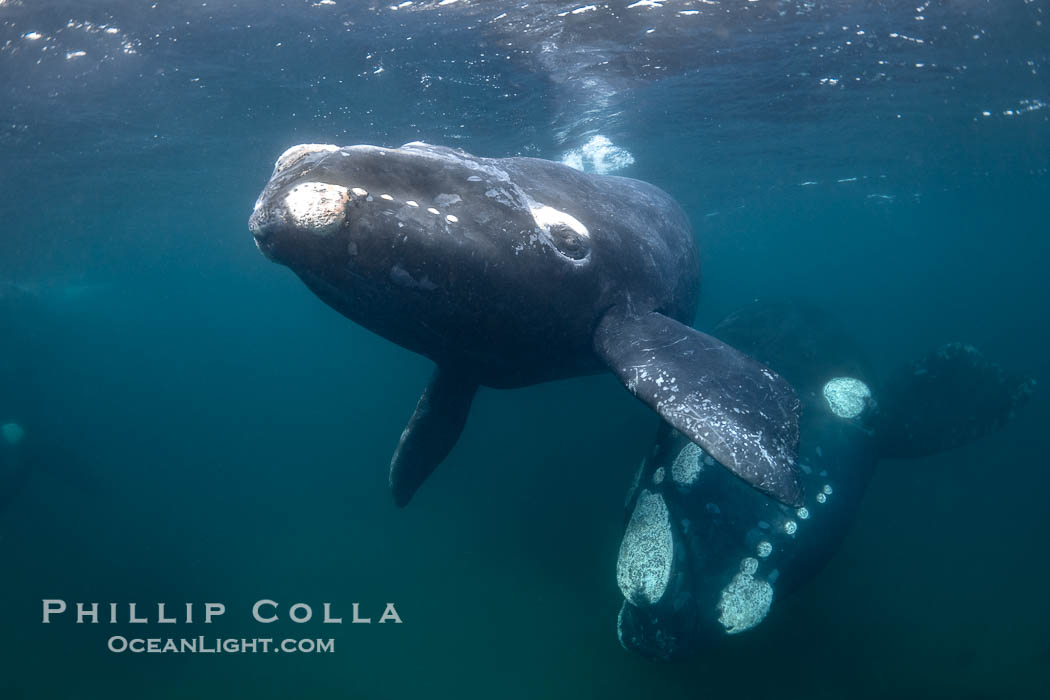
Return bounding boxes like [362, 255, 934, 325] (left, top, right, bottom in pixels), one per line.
[248, 142, 802, 507]
[616, 300, 1035, 660]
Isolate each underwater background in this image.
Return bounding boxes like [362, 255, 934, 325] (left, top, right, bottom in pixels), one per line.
[1, 1, 1048, 698]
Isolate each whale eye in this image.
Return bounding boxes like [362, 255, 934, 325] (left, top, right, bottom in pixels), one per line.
[549, 223, 590, 260]
[529, 204, 591, 263]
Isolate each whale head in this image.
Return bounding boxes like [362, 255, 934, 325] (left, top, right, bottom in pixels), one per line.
[247, 141, 610, 373]
[252, 144, 427, 265]
[248, 142, 550, 273]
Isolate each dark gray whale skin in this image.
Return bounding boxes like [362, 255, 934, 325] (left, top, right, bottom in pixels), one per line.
[249, 142, 802, 506]
[251, 142, 697, 387]
[616, 300, 1035, 660]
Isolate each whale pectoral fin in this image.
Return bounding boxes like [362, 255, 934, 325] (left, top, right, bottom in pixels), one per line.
[875, 343, 1035, 459]
[389, 366, 478, 507]
[595, 308, 803, 506]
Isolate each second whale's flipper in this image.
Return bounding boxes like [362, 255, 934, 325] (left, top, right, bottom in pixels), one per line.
[389, 366, 478, 507]
[876, 343, 1035, 460]
[595, 308, 803, 506]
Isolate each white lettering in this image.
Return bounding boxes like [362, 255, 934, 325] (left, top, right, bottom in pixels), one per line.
[128, 603, 147, 624]
[351, 603, 371, 624]
[323, 603, 342, 624]
[157, 603, 175, 623]
[76, 602, 98, 624]
[204, 602, 225, 623]
[379, 603, 402, 624]
[253, 599, 278, 623]
[289, 603, 313, 623]
[42, 599, 66, 623]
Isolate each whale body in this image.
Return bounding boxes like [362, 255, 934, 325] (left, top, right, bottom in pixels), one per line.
[615, 300, 1035, 659]
[249, 143, 803, 506]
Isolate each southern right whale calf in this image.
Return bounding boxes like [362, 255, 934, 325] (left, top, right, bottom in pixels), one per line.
[616, 300, 1034, 660]
[249, 142, 803, 507]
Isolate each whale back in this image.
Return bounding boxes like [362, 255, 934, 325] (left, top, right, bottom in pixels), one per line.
[617, 300, 884, 659]
[616, 300, 1034, 660]
[875, 343, 1035, 459]
[713, 300, 876, 398]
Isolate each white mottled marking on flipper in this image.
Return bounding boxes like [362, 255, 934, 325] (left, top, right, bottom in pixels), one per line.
[594, 308, 803, 506]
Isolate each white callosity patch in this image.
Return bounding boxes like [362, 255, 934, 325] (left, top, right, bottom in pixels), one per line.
[561, 135, 636, 175]
[652, 466, 665, 484]
[816, 492, 827, 504]
[717, 560, 774, 634]
[530, 204, 589, 238]
[274, 143, 338, 175]
[670, 442, 703, 486]
[2, 422, 25, 445]
[784, 520, 798, 535]
[617, 490, 674, 607]
[434, 193, 462, 207]
[284, 182, 349, 236]
[796, 507, 810, 520]
[823, 377, 872, 418]
[530, 203, 591, 262]
[756, 541, 773, 558]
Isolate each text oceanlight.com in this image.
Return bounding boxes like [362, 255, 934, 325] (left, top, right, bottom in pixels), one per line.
[108, 636, 335, 654]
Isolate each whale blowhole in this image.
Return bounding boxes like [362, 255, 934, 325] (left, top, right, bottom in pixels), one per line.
[560, 135, 636, 175]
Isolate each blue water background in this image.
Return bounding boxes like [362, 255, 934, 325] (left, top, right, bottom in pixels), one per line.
[1, 1, 1048, 698]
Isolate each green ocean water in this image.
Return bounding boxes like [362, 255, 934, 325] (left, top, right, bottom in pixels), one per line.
[1, 2, 1048, 698]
